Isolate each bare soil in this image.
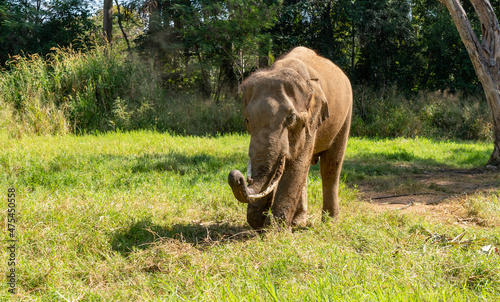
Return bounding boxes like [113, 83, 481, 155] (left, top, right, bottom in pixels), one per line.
[357, 167, 500, 226]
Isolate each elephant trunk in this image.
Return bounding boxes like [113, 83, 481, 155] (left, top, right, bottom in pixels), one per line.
[228, 169, 255, 203]
[228, 156, 286, 203]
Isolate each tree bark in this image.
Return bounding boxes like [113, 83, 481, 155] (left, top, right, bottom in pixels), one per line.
[438, 0, 500, 165]
[103, 0, 113, 44]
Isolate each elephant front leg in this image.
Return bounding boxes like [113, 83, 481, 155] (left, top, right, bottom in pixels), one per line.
[271, 160, 311, 227]
[247, 192, 274, 229]
[292, 181, 307, 227]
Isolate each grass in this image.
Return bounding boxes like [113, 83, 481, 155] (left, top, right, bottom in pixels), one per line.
[1, 131, 499, 301]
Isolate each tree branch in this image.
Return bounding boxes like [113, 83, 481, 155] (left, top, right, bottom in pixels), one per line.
[114, 0, 131, 50]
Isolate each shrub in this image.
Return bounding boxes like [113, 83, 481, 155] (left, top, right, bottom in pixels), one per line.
[351, 86, 492, 141]
[0, 46, 161, 136]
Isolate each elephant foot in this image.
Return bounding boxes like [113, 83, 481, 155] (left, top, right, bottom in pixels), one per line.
[247, 216, 265, 230]
[292, 212, 307, 227]
[321, 209, 339, 223]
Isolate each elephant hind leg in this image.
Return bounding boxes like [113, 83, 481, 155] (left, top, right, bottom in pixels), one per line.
[320, 110, 351, 219]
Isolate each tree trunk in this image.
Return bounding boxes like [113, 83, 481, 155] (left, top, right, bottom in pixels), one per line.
[221, 41, 238, 96]
[103, 0, 113, 43]
[438, 0, 500, 165]
[196, 50, 212, 98]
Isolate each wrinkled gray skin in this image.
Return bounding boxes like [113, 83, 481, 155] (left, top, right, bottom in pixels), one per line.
[228, 47, 352, 229]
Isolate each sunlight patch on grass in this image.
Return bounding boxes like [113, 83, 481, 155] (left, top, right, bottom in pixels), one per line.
[0, 131, 498, 300]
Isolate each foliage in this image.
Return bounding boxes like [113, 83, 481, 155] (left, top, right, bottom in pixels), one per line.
[413, 0, 480, 93]
[0, 1, 496, 139]
[0, 0, 492, 94]
[0, 45, 156, 135]
[0, 131, 498, 300]
[0, 0, 96, 67]
[0, 0, 494, 94]
[268, 0, 482, 94]
[90, 1, 146, 49]
[0, 45, 491, 139]
[132, 0, 482, 94]
[135, 0, 277, 99]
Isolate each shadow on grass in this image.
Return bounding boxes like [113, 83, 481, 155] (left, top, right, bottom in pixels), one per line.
[131, 152, 244, 174]
[308, 145, 491, 184]
[110, 218, 258, 256]
[19, 150, 247, 189]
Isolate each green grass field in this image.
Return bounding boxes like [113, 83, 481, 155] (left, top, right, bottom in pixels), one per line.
[1, 130, 499, 301]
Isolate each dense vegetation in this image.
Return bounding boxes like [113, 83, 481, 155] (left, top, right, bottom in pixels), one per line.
[0, 0, 494, 138]
[0, 40, 492, 139]
[0, 0, 487, 93]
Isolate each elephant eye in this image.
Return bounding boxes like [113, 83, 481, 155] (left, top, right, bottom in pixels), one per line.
[285, 114, 296, 127]
[244, 118, 251, 131]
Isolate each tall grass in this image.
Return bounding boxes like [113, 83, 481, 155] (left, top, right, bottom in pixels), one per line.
[0, 46, 157, 136]
[0, 46, 245, 137]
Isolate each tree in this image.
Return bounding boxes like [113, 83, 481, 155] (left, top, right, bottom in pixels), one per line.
[136, 0, 276, 99]
[438, 0, 500, 165]
[0, 0, 95, 66]
[414, 0, 480, 93]
[103, 0, 113, 43]
[114, 0, 131, 49]
[353, 0, 419, 88]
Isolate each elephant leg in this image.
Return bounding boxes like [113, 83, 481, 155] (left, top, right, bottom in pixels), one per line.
[320, 111, 351, 219]
[270, 157, 312, 227]
[292, 181, 308, 226]
[247, 192, 273, 229]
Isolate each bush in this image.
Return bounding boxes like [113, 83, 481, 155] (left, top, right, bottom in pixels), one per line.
[351, 86, 492, 141]
[0, 46, 160, 136]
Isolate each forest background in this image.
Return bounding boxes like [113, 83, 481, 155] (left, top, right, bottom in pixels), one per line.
[0, 0, 494, 141]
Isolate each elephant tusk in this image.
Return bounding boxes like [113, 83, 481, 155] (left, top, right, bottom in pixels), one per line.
[247, 156, 286, 200]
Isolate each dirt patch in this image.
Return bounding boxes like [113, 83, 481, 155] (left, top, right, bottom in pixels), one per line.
[358, 167, 500, 226]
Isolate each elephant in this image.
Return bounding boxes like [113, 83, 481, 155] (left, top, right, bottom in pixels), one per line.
[228, 46, 352, 229]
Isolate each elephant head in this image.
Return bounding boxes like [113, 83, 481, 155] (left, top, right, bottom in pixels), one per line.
[228, 66, 329, 207]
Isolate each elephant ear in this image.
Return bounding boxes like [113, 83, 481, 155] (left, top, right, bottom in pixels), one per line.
[239, 77, 255, 109]
[305, 79, 329, 133]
